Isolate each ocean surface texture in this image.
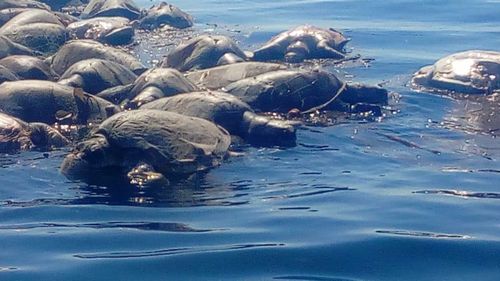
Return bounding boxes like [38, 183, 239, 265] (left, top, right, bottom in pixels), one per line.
[1, 1, 499, 280]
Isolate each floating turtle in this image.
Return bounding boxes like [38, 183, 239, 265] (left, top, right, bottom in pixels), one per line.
[48, 40, 147, 75]
[161, 35, 248, 72]
[139, 2, 193, 30]
[0, 9, 68, 55]
[82, 0, 141, 20]
[0, 35, 36, 59]
[39, 0, 89, 12]
[185, 62, 286, 90]
[0, 80, 120, 124]
[0, 0, 50, 10]
[0, 112, 69, 153]
[0, 55, 57, 80]
[252, 25, 349, 63]
[0, 65, 18, 84]
[67, 17, 134, 46]
[58, 59, 137, 94]
[411, 50, 500, 95]
[0, 8, 63, 27]
[125, 68, 198, 108]
[141, 91, 297, 147]
[224, 69, 388, 113]
[60, 110, 231, 183]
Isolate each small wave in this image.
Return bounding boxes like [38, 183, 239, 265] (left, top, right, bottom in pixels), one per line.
[262, 187, 355, 200]
[375, 132, 441, 155]
[74, 243, 285, 259]
[414, 189, 500, 199]
[376, 230, 471, 239]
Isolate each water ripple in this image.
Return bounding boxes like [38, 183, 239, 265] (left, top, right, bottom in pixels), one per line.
[376, 230, 471, 239]
[74, 243, 285, 259]
[414, 189, 500, 199]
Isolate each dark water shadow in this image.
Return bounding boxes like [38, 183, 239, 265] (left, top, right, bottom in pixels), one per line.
[274, 276, 362, 281]
[0, 221, 215, 233]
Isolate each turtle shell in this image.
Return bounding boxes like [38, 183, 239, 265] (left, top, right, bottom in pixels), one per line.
[412, 50, 500, 95]
[73, 110, 230, 176]
[0, 112, 31, 152]
[141, 91, 253, 135]
[58, 58, 137, 94]
[49, 40, 147, 75]
[82, 0, 141, 20]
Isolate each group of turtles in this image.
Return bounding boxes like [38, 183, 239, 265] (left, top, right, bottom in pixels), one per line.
[0, 0, 498, 186]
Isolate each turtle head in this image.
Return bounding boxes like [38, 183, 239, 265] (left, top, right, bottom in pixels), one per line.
[241, 111, 297, 147]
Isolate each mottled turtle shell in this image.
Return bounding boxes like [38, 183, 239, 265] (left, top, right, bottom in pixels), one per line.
[253, 25, 349, 63]
[67, 17, 133, 46]
[224, 69, 345, 112]
[0, 112, 69, 152]
[0, 55, 56, 80]
[61, 110, 231, 177]
[162, 35, 248, 72]
[141, 91, 253, 135]
[139, 2, 194, 30]
[0, 112, 31, 152]
[0, 80, 119, 124]
[0, 35, 36, 59]
[82, 0, 141, 20]
[0, 9, 67, 55]
[128, 68, 198, 107]
[58, 58, 137, 94]
[0, 0, 50, 10]
[185, 62, 286, 90]
[49, 40, 147, 75]
[411, 50, 500, 95]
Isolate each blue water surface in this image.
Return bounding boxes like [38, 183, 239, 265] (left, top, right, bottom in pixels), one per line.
[1, 1, 499, 280]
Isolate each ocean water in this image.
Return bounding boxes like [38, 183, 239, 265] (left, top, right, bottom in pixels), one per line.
[1, 1, 500, 280]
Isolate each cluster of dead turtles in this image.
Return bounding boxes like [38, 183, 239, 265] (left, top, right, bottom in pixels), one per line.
[0, 0, 498, 186]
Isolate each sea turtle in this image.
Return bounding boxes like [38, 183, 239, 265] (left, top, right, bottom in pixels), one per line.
[39, 0, 89, 12]
[224, 69, 388, 113]
[0, 0, 50, 10]
[141, 91, 297, 147]
[81, 0, 141, 20]
[185, 62, 286, 90]
[0, 8, 63, 27]
[0, 55, 57, 80]
[58, 59, 137, 94]
[67, 17, 134, 46]
[139, 2, 194, 30]
[0, 35, 37, 59]
[0, 80, 120, 124]
[161, 35, 248, 72]
[0, 9, 68, 55]
[252, 25, 349, 63]
[411, 50, 500, 95]
[48, 40, 147, 75]
[0, 65, 18, 84]
[60, 109, 231, 183]
[125, 68, 198, 108]
[0, 112, 69, 153]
